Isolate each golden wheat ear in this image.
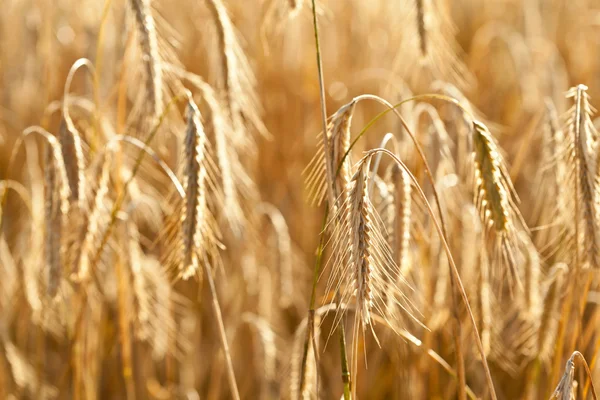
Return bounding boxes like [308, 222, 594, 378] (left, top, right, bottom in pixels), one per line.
[471, 120, 527, 288]
[127, 0, 184, 139]
[324, 155, 424, 348]
[205, 0, 269, 151]
[19, 128, 71, 300]
[161, 98, 221, 281]
[304, 100, 356, 209]
[166, 67, 257, 236]
[393, 0, 472, 90]
[57, 119, 85, 206]
[531, 99, 572, 258]
[562, 84, 600, 269]
[325, 151, 431, 400]
[550, 351, 598, 400]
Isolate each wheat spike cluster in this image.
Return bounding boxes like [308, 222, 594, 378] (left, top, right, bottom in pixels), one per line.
[4, 0, 600, 399]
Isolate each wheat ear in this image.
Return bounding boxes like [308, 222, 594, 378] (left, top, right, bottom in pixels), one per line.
[129, 0, 163, 119]
[550, 351, 598, 400]
[472, 120, 525, 286]
[44, 145, 63, 299]
[304, 100, 356, 210]
[180, 99, 209, 279]
[565, 84, 600, 269]
[205, 0, 268, 146]
[325, 154, 423, 399]
[21, 128, 71, 298]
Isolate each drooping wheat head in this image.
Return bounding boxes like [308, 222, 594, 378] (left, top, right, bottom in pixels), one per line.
[205, 0, 268, 150]
[179, 98, 214, 279]
[564, 84, 600, 269]
[325, 153, 422, 398]
[472, 120, 524, 286]
[129, 0, 163, 120]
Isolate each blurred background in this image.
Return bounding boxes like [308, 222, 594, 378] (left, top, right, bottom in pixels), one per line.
[1, 0, 600, 399]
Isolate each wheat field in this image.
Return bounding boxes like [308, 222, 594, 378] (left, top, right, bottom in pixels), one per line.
[1, 0, 600, 399]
